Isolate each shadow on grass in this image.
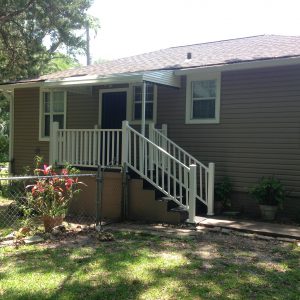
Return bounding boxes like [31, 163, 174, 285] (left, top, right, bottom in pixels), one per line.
[0, 231, 299, 300]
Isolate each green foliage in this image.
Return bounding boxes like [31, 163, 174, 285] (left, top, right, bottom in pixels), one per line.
[0, 95, 9, 162]
[0, 0, 99, 81]
[0, 135, 8, 162]
[249, 177, 286, 207]
[214, 176, 233, 209]
[26, 158, 83, 217]
[42, 53, 80, 74]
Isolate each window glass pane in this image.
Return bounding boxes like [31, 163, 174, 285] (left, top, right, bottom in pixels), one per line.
[146, 84, 154, 101]
[192, 99, 215, 119]
[44, 115, 50, 137]
[134, 103, 153, 120]
[53, 115, 64, 129]
[134, 86, 142, 102]
[43, 92, 50, 113]
[193, 80, 216, 98]
[145, 103, 153, 119]
[53, 92, 65, 112]
[134, 103, 141, 120]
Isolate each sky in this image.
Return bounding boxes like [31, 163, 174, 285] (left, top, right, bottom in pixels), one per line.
[82, 0, 300, 64]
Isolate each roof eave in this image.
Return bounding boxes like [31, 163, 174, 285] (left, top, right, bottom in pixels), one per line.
[175, 56, 300, 75]
[0, 70, 181, 91]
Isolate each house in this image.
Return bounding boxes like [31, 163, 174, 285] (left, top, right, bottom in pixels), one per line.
[1, 35, 300, 222]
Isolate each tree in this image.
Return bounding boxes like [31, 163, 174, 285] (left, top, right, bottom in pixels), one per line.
[0, 95, 9, 162]
[0, 1, 99, 162]
[0, 0, 98, 82]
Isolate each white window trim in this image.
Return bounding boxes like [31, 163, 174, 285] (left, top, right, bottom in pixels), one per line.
[39, 89, 67, 141]
[185, 72, 221, 124]
[128, 83, 157, 125]
[98, 87, 129, 128]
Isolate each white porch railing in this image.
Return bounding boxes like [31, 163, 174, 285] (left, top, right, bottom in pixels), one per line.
[122, 121, 196, 222]
[50, 123, 122, 168]
[50, 121, 214, 221]
[149, 123, 215, 215]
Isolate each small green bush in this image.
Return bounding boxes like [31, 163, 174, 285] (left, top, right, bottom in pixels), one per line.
[249, 177, 286, 207]
[215, 176, 233, 209]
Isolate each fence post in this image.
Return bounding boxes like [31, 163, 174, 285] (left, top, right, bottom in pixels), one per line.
[188, 164, 196, 223]
[207, 162, 215, 216]
[95, 165, 103, 230]
[121, 120, 129, 168]
[49, 122, 59, 165]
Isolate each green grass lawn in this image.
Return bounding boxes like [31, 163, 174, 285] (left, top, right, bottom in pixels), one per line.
[0, 230, 299, 300]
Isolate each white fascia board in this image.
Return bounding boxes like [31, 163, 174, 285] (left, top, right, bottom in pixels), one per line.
[0, 69, 182, 91]
[175, 56, 300, 75]
[0, 73, 144, 91]
[44, 73, 144, 87]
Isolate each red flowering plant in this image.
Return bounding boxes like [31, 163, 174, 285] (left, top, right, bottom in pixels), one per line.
[26, 162, 84, 218]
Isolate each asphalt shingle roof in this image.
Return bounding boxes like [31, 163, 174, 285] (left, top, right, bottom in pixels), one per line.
[36, 35, 300, 81]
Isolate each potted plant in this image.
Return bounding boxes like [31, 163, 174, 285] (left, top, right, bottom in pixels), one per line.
[249, 176, 285, 221]
[214, 176, 233, 214]
[26, 163, 83, 232]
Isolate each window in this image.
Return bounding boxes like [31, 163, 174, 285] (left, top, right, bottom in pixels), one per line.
[40, 90, 66, 140]
[132, 83, 156, 121]
[186, 73, 220, 124]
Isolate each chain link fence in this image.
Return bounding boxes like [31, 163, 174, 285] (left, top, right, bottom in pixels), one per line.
[0, 172, 99, 237]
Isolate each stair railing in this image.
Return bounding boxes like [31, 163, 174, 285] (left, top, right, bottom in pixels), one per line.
[149, 123, 214, 215]
[122, 121, 196, 223]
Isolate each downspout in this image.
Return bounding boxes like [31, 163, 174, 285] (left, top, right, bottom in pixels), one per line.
[141, 81, 146, 136]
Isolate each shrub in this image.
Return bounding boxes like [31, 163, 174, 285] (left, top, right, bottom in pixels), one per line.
[214, 176, 233, 209]
[249, 177, 286, 207]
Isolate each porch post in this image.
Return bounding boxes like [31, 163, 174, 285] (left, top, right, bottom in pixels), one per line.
[121, 120, 129, 167]
[188, 164, 196, 223]
[141, 81, 146, 136]
[161, 124, 168, 137]
[49, 122, 59, 166]
[207, 162, 215, 216]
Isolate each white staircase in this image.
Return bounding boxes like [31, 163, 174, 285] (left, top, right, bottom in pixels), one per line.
[122, 121, 215, 223]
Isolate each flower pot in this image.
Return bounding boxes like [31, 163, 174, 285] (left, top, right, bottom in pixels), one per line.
[42, 215, 64, 232]
[259, 205, 278, 221]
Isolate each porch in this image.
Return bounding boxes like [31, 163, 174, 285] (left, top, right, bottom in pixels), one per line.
[49, 120, 215, 223]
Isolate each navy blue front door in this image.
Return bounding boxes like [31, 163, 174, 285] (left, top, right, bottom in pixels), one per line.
[101, 92, 127, 129]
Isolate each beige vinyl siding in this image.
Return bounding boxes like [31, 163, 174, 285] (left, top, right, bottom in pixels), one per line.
[157, 65, 300, 197]
[14, 88, 48, 174]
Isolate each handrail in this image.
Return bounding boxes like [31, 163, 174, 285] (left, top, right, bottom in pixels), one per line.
[149, 125, 213, 208]
[125, 122, 192, 210]
[57, 129, 122, 132]
[151, 126, 208, 170]
[54, 127, 122, 168]
[127, 125, 190, 171]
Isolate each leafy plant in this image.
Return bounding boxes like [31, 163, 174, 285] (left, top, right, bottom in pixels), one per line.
[214, 176, 233, 209]
[249, 177, 286, 207]
[26, 163, 83, 217]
